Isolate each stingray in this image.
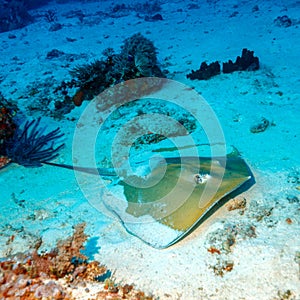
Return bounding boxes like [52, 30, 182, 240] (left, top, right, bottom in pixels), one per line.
[46, 151, 254, 249]
[1, 119, 254, 248]
[45, 152, 253, 248]
[98, 152, 254, 248]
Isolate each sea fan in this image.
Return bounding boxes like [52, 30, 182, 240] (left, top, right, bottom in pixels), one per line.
[5, 117, 64, 167]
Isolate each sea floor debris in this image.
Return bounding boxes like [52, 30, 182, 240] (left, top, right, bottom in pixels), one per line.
[0, 223, 154, 300]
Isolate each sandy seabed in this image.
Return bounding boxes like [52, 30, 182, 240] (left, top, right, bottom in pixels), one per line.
[0, 0, 300, 299]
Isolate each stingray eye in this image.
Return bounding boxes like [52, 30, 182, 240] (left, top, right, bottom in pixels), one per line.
[194, 174, 202, 184]
[194, 173, 210, 184]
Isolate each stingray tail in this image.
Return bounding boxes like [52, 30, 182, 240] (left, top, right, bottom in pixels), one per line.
[43, 161, 117, 177]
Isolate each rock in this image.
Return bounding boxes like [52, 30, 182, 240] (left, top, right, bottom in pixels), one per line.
[66, 37, 77, 42]
[274, 15, 292, 27]
[152, 13, 163, 20]
[187, 61, 221, 80]
[49, 22, 63, 32]
[187, 48, 259, 80]
[223, 48, 259, 73]
[250, 117, 270, 133]
[46, 49, 65, 59]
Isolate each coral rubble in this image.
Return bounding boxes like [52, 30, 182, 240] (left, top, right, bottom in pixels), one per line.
[0, 223, 154, 299]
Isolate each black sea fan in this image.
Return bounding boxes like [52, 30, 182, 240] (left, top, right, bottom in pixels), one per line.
[5, 117, 64, 167]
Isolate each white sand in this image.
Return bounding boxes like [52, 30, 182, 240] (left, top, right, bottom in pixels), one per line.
[0, 0, 299, 299]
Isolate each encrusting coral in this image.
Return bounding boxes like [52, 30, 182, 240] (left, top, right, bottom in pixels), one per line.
[0, 223, 154, 299]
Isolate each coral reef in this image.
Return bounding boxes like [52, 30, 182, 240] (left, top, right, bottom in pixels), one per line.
[118, 33, 162, 78]
[10, 33, 164, 116]
[0, 223, 154, 299]
[67, 33, 165, 106]
[4, 117, 64, 167]
[69, 59, 111, 102]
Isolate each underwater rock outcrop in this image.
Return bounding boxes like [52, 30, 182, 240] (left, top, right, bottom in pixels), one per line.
[222, 48, 259, 73]
[250, 117, 272, 133]
[274, 15, 292, 27]
[186, 61, 221, 80]
[187, 48, 259, 80]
